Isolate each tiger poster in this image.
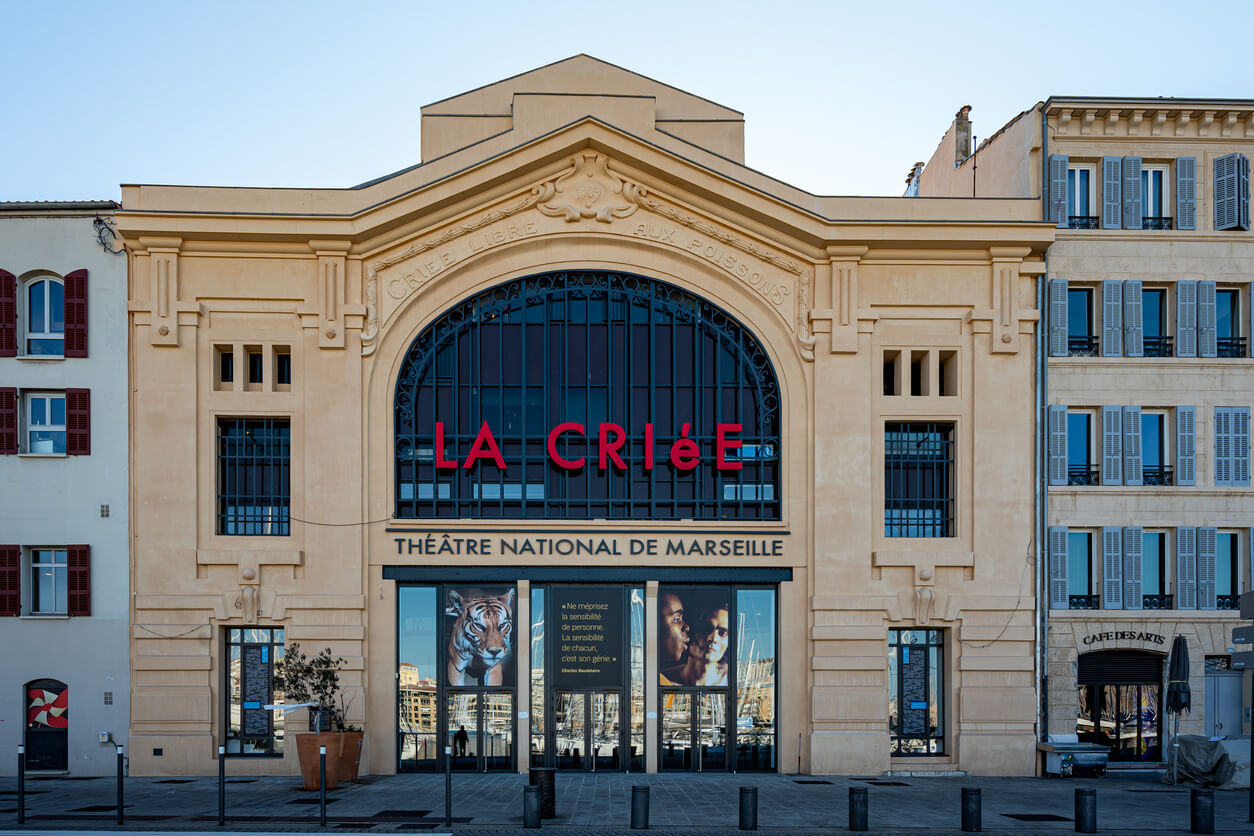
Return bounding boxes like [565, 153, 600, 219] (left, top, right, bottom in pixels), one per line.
[444, 586, 516, 686]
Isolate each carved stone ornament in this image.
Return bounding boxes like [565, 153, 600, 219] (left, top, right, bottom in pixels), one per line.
[534, 152, 644, 223]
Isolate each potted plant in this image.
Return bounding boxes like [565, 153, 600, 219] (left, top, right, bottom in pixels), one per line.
[272, 643, 362, 787]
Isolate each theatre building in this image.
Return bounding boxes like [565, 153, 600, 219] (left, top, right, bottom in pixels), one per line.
[118, 56, 1053, 777]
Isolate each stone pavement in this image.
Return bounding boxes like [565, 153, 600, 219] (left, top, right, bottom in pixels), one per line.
[1, 769, 1251, 834]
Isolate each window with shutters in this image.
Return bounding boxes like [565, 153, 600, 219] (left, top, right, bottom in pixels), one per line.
[23, 276, 64, 356]
[884, 422, 954, 538]
[1066, 410, 1099, 485]
[1141, 287, 1172, 358]
[1067, 286, 1098, 356]
[1067, 531, 1098, 609]
[1067, 164, 1098, 228]
[1140, 530, 1170, 609]
[28, 548, 67, 615]
[1214, 407, 1251, 488]
[24, 393, 65, 455]
[11, 390, 90, 456]
[1215, 531, 1241, 609]
[1141, 410, 1172, 486]
[1216, 287, 1245, 359]
[1140, 165, 1172, 229]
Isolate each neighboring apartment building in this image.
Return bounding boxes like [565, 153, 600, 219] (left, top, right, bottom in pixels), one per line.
[115, 55, 1052, 778]
[0, 201, 130, 775]
[918, 99, 1254, 765]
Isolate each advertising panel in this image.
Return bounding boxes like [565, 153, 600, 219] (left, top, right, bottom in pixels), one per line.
[658, 586, 730, 686]
[552, 586, 625, 689]
[444, 586, 516, 686]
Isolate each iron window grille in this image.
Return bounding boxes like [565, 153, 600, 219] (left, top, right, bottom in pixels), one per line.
[1068, 594, 1101, 610]
[1068, 336, 1099, 357]
[1216, 594, 1240, 610]
[1218, 337, 1247, 359]
[1141, 594, 1175, 610]
[1067, 465, 1101, 486]
[1141, 217, 1174, 230]
[1142, 465, 1174, 486]
[1067, 216, 1100, 229]
[217, 418, 290, 536]
[884, 422, 954, 538]
[1143, 336, 1174, 358]
[394, 272, 782, 521]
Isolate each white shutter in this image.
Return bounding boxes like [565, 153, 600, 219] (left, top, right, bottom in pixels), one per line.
[1102, 157, 1122, 229]
[1048, 279, 1069, 357]
[1176, 526, 1197, 610]
[1176, 280, 1198, 358]
[1123, 280, 1143, 357]
[1102, 406, 1123, 485]
[1198, 526, 1218, 610]
[1049, 526, 1070, 609]
[1123, 405, 1143, 486]
[1102, 280, 1122, 356]
[1103, 526, 1124, 610]
[1176, 406, 1196, 486]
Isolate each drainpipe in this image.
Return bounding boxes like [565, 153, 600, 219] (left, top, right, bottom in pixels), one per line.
[1037, 103, 1051, 746]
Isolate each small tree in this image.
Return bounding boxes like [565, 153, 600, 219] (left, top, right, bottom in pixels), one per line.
[272, 643, 346, 732]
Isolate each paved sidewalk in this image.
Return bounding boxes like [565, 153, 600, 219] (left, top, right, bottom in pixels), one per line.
[1, 770, 1251, 834]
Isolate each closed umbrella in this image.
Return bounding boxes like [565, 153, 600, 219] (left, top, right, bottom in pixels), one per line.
[1166, 635, 1191, 784]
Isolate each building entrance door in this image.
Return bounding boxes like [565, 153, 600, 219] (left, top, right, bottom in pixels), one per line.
[445, 691, 513, 772]
[552, 690, 622, 771]
[660, 691, 728, 771]
[1204, 671, 1243, 737]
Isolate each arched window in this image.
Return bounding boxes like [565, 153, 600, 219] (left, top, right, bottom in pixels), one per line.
[395, 271, 781, 520]
[25, 276, 64, 355]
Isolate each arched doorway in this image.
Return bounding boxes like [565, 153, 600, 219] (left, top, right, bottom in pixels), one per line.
[25, 678, 68, 770]
[1076, 650, 1164, 762]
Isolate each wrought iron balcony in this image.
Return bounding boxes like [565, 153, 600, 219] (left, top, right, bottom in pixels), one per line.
[1217, 337, 1247, 359]
[1069, 595, 1101, 610]
[1143, 336, 1174, 357]
[1068, 336, 1100, 357]
[1143, 465, 1174, 486]
[1068, 216, 1100, 230]
[1216, 594, 1240, 610]
[1067, 465, 1101, 486]
[1141, 216, 1174, 230]
[1142, 594, 1175, 610]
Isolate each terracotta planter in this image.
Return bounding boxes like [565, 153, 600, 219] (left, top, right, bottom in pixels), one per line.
[295, 732, 342, 790]
[336, 730, 364, 783]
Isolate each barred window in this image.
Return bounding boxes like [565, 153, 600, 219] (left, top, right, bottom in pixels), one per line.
[217, 417, 290, 536]
[884, 422, 954, 538]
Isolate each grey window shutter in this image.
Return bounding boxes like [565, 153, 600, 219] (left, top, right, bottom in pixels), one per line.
[1048, 405, 1069, 486]
[1102, 280, 1122, 356]
[1122, 156, 1143, 229]
[1241, 154, 1252, 231]
[1049, 154, 1069, 226]
[1123, 405, 1143, 486]
[1198, 526, 1218, 610]
[1215, 407, 1234, 487]
[1123, 526, 1143, 610]
[1048, 278, 1069, 357]
[1049, 526, 1070, 609]
[1102, 156, 1122, 228]
[1176, 280, 1198, 357]
[1198, 280, 1217, 358]
[1103, 526, 1124, 610]
[1249, 526, 1253, 597]
[1176, 157, 1196, 230]
[1213, 153, 1251, 231]
[1123, 279, 1143, 357]
[1102, 406, 1123, 485]
[1235, 407, 1251, 487]
[1177, 406, 1196, 486]
[1176, 526, 1198, 609]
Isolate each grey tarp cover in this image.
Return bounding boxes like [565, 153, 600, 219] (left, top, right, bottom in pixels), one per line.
[1164, 734, 1245, 787]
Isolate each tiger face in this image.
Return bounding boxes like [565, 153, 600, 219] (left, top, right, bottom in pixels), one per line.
[446, 588, 515, 686]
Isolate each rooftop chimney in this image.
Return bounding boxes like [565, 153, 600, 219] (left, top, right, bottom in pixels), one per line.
[954, 105, 972, 166]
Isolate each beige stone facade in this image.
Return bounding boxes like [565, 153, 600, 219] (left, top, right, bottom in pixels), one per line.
[920, 98, 1254, 762]
[119, 56, 1052, 778]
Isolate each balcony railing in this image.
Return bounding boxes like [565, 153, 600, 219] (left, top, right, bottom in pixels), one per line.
[1067, 464, 1101, 486]
[1143, 336, 1174, 357]
[1218, 337, 1247, 359]
[1143, 465, 1174, 486]
[1142, 216, 1174, 230]
[1068, 216, 1100, 230]
[1142, 594, 1175, 610]
[1216, 594, 1240, 610]
[1069, 594, 1101, 610]
[1068, 335, 1100, 357]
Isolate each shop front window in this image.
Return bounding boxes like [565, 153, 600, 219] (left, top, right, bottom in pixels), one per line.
[1076, 650, 1162, 762]
[225, 628, 285, 755]
[888, 629, 944, 755]
[398, 587, 438, 772]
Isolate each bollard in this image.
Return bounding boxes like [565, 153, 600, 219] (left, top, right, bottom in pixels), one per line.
[523, 784, 541, 829]
[319, 745, 327, 828]
[444, 745, 453, 827]
[961, 787, 981, 833]
[1074, 787, 1096, 834]
[116, 744, 125, 825]
[631, 784, 650, 830]
[217, 745, 226, 826]
[849, 786, 869, 832]
[739, 786, 757, 831]
[1190, 788, 1215, 835]
[17, 745, 25, 825]
[530, 767, 557, 819]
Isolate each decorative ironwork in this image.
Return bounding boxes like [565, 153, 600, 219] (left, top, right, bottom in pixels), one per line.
[884, 423, 954, 538]
[1068, 336, 1099, 357]
[1143, 465, 1174, 486]
[1141, 216, 1174, 230]
[1143, 336, 1174, 357]
[394, 271, 782, 520]
[1068, 465, 1101, 486]
[1068, 594, 1101, 610]
[1216, 594, 1240, 610]
[1218, 337, 1247, 359]
[217, 418, 290, 536]
[1067, 216, 1100, 230]
[1141, 594, 1174, 610]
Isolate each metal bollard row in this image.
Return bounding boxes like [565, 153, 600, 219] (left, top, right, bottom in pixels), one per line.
[631, 784, 649, 830]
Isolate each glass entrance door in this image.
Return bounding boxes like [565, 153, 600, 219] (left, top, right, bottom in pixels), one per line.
[446, 691, 514, 772]
[1077, 683, 1161, 762]
[552, 691, 622, 771]
[660, 690, 728, 771]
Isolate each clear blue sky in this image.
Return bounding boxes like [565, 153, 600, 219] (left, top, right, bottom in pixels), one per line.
[5, 0, 1249, 202]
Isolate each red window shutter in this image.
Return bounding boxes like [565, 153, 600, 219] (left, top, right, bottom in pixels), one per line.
[67, 545, 91, 617]
[0, 269, 15, 357]
[0, 388, 17, 455]
[0, 545, 19, 617]
[66, 388, 91, 455]
[63, 269, 88, 358]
